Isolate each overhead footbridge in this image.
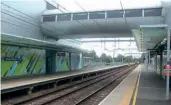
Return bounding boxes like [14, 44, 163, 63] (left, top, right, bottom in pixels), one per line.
[41, 7, 163, 39]
[41, 5, 171, 53]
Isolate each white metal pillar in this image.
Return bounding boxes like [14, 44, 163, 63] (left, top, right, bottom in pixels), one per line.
[121, 53, 123, 64]
[148, 51, 150, 70]
[155, 55, 157, 72]
[160, 51, 163, 76]
[166, 28, 170, 100]
[149, 51, 151, 64]
[145, 53, 148, 70]
[79, 53, 83, 69]
[69, 53, 72, 71]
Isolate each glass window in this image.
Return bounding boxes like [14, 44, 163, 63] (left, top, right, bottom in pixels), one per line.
[125, 9, 142, 17]
[144, 8, 162, 17]
[89, 11, 105, 19]
[57, 14, 71, 21]
[43, 15, 56, 22]
[107, 10, 123, 18]
[73, 13, 88, 20]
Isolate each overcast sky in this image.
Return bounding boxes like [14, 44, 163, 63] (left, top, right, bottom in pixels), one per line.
[56, 0, 163, 12]
[80, 38, 141, 58]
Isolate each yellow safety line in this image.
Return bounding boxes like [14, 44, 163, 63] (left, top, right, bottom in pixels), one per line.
[119, 67, 140, 105]
[132, 67, 141, 105]
[119, 80, 137, 105]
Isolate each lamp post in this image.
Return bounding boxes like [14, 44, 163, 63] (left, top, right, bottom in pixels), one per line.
[166, 28, 170, 100]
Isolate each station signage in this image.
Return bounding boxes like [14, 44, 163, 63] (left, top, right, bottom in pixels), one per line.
[3, 57, 22, 62]
[150, 50, 162, 55]
[150, 51, 157, 56]
[166, 64, 170, 69]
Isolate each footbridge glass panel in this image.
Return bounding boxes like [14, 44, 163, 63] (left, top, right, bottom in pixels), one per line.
[125, 9, 142, 17]
[73, 13, 88, 20]
[43, 15, 56, 22]
[144, 8, 162, 17]
[107, 10, 123, 18]
[57, 14, 71, 21]
[89, 11, 105, 19]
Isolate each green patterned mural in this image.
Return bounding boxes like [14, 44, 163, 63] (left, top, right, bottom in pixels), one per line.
[56, 53, 69, 71]
[1, 45, 46, 77]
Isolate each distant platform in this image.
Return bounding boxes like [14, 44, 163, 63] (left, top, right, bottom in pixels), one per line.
[1, 64, 128, 94]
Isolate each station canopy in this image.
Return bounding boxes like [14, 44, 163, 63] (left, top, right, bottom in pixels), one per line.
[1, 34, 88, 53]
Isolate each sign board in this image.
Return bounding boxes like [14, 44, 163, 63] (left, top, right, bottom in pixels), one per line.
[3, 57, 22, 62]
[166, 64, 170, 69]
[150, 51, 157, 55]
[150, 50, 162, 56]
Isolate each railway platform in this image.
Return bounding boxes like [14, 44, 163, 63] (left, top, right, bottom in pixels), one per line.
[99, 64, 171, 105]
[1, 64, 128, 94]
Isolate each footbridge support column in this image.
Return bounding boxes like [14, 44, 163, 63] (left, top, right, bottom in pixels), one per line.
[69, 52, 72, 71]
[46, 50, 56, 74]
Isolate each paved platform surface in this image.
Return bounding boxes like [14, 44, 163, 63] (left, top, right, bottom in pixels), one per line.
[99, 64, 141, 105]
[1, 64, 127, 91]
[99, 64, 171, 105]
[133, 65, 171, 105]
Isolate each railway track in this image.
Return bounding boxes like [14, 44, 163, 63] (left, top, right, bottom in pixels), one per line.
[2, 64, 137, 105]
[77, 67, 134, 105]
[44, 65, 137, 105]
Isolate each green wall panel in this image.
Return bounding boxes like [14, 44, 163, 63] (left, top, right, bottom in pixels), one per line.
[56, 53, 69, 71]
[1, 45, 46, 78]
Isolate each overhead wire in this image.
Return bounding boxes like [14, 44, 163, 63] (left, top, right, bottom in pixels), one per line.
[52, 0, 70, 13]
[1, 20, 36, 32]
[120, 0, 131, 30]
[1, 2, 65, 34]
[1, 8, 44, 32]
[1, 11, 40, 28]
[1, 2, 79, 40]
[1, 10, 64, 36]
[74, 0, 114, 51]
[120, 0, 134, 57]
[1, 2, 39, 22]
[52, 0, 93, 31]
[74, 0, 103, 30]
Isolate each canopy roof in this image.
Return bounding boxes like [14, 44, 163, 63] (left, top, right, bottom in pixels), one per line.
[1, 34, 88, 53]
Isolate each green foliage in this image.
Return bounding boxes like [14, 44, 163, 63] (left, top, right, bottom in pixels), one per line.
[100, 53, 107, 62]
[83, 51, 113, 63]
[83, 50, 101, 62]
[114, 54, 124, 62]
[100, 53, 113, 63]
[105, 56, 113, 63]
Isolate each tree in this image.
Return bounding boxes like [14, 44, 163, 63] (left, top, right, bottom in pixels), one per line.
[124, 55, 133, 62]
[115, 54, 124, 62]
[83, 50, 96, 58]
[94, 55, 101, 62]
[100, 53, 113, 63]
[83, 50, 101, 62]
[106, 55, 113, 63]
[100, 53, 107, 62]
